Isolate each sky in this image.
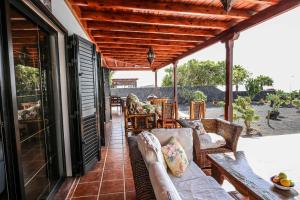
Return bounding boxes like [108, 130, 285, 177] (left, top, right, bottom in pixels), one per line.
[113, 6, 300, 92]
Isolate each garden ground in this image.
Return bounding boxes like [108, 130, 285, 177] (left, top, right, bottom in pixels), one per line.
[180, 104, 300, 137]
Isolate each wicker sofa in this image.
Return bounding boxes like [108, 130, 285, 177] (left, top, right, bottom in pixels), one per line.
[128, 128, 234, 200]
[178, 118, 243, 169]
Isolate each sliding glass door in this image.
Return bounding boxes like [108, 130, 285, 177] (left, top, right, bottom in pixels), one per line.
[9, 4, 59, 199]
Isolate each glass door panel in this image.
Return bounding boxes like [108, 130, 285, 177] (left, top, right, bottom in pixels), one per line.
[9, 5, 59, 199]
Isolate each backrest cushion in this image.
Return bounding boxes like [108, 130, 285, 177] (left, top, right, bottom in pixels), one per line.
[148, 162, 182, 200]
[137, 131, 167, 169]
[151, 128, 193, 162]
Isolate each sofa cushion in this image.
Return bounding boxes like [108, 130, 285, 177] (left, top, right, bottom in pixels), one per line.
[168, 162, 206, 184]
[148, 162, 182, 200]
[173, 176, 234, 200]
[137, 131, 167, 169]
[162, 137, 189, 177]
[199, 133, 226, 149]
[151, 128, 193, 162]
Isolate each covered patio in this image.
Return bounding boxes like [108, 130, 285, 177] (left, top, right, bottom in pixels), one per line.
[54, 112, 300, 199]
[66, 0, 300, 122]
[59, 0, 300, 200]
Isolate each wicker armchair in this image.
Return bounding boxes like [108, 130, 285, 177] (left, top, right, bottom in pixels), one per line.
[178, 118, 243, 169]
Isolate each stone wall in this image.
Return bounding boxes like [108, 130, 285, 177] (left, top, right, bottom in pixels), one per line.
[111, 86, 224, 104]
[111, 86, 273, 104]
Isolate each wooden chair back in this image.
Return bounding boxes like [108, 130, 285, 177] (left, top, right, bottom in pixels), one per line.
[190, 101, 206, 120]
[161, 102, 178, 128]
[150, 98, 169, 107]
[124, 106, 157, 136]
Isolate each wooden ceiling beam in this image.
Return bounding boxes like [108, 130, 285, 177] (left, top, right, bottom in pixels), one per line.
[72, 0, 252, 18]
[100, 48, 186, 53]
[87, 21, 217, 36]
[95, 38, 198, 47]
[92, 30, 208, 42]
[82, 10, 229, 30]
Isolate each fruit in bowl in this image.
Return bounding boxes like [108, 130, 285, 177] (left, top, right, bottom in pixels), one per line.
[271, 172, 295, 190]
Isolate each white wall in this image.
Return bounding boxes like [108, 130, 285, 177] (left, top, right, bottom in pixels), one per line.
[51, 0, 89, 39]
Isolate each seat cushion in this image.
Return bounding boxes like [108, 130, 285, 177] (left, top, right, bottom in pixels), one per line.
[151, 128, 194, 162]
[162, 137, 189, 177]
[168, 162, 206, 184]
[173, 176, 234, 200]
[137, 131, 167, 169]
[199, 133, 226, 150]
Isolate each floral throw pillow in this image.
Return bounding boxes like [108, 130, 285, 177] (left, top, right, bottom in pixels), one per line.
[161, 136, 189, 177]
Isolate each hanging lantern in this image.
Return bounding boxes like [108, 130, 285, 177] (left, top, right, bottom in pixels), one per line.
[147, 47, 155, 66]
[220, 0, 235, 12]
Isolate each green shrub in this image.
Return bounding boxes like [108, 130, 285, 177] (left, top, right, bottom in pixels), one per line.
[233, 96, 259, 134]
[266, 93, 286, 112]
[192, 91, 207, 102]
[292, 99, 300, 110]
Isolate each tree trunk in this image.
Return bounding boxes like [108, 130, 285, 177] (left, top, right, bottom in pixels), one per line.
[244, 121, 251, 135]
[235, 84, 239, 93]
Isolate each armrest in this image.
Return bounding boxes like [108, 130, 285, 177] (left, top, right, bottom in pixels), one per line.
[215, 118, 243, 152]
[148, 162, 182, 200]
[201, 118, 218, 133]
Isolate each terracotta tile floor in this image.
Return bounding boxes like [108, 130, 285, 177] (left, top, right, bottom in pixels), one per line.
[54, 112, 135, 200]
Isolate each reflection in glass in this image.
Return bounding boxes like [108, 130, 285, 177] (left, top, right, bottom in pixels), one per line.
[0, 135, 7, 199]
[10, 5, 59, 199]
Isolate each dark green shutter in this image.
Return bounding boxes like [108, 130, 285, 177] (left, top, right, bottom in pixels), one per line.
[68, 35, 100, 175]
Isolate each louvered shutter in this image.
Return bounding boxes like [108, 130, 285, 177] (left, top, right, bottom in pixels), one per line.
[97, 54, 106, 146]
[68, 35, 100, 175]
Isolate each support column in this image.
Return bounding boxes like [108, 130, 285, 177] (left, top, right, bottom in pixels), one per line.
[154, 70, 158, 96]
[173, 61, 178, 102]
[173, 61, 178, 122]
[223, 33, 239, 122]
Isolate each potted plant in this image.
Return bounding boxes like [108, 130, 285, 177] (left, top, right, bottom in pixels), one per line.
[233, 96, 259, 135]
[266, 93, 285, 120]
[292, 99, 300, 113]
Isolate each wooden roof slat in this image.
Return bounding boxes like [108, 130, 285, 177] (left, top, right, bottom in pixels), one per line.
[92, 30, 208, 42]
[72, 0, 252, 18]
[95, 38, 198, 47]
[87, 21, 217, 36]
[82, 10, 229, 30]
[109, 67, 152, 71]
[97, 44, 189, 51]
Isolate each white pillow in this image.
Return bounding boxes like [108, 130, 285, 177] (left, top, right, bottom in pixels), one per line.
[199, 133, 226, 149]
[137, 131, 167, 169]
